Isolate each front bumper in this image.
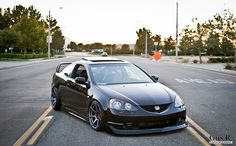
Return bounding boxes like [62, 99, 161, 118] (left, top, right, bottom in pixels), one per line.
[107, 122, 187, 135]
[105, 104, 187, 135]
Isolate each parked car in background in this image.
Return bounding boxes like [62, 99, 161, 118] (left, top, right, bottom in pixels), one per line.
[101, 52, 108, 57]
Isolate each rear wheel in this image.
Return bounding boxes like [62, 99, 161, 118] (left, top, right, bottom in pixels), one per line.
[50, 87, 61, 110]
[88, 100, 105, 131]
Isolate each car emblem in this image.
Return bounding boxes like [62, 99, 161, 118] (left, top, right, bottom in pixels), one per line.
[154, 106, 160, 111]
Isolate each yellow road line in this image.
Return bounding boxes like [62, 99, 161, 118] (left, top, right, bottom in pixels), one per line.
[187, 116, 211, 140]
[27, 116, 53, 145]
[13, 106, 52, 146]
[187, 116, 222, 146]
[187, 127, 211, 146]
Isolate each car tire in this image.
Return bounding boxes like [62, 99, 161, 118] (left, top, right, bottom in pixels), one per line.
[88, 100, 105, 131]
[50, 87, 61, 110]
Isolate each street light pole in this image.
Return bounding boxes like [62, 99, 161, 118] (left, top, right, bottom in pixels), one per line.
[48, 10, 51, 58]
[175, 2, 179, 62]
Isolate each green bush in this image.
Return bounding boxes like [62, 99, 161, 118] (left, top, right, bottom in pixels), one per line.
[225, 64, 233, 69]
[0, 53, 48, 59]
[114, 49, 133, 55]
[193, 59, 198, 64]
[208, 57, 235, 63]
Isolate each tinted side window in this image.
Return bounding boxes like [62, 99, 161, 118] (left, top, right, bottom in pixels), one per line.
[72, 64, 88, 81]
[62, 64, 76, 77]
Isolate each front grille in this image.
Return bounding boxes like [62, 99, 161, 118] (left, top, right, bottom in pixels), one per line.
[138, 118, 178, 129]
[140, 103, 170, 112]
[110, 117, 186, 130]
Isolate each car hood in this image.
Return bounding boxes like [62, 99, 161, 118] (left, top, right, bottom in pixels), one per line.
[97, 83, 175, 105]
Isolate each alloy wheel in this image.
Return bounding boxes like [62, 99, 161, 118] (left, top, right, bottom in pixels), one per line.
[50, 87, 61, 110]
[89, 101, 104, 130]
[51, 88, 57, 108]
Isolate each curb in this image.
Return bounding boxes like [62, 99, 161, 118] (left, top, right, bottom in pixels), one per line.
[0, 56, 70, 72]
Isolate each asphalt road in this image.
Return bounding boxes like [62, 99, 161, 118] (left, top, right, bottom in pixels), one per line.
[0, 54, 80, 146]
[118, 56, 236, 143]
[0, 53, 235, 146]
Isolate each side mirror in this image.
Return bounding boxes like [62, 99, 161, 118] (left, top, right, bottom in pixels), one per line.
[75, 77, 90, 89]
[75, 77, 86, 84]
[151, 75, 159, 82]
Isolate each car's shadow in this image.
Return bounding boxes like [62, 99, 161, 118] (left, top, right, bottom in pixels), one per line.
[59, 108, 187, 138]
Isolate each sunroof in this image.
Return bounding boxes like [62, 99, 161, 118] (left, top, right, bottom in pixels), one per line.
[82, 57, 123, 62]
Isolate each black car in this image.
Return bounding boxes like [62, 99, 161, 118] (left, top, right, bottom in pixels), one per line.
[51, 57, 187, 135]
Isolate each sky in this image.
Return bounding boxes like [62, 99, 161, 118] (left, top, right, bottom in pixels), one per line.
[1, 0, 236, 44]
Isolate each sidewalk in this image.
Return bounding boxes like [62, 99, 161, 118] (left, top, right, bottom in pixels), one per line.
[181, 63, 236, 75]
[158, 56, 236, 75]
[0, 52, 91, 70]
[0, 55, 66, 70]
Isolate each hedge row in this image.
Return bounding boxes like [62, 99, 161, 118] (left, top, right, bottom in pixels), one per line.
[208, 57, 235, 63]
[0, 53, 48, 59]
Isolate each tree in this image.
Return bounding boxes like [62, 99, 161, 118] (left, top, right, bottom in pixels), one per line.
[221, 37, 234, 56]
[153, 34, 162, 51]
[67, 41, 77, 51]
[0, 29, 20, 53]
[193, 23, 208, 63]
[12, 16, 47, 53]
[91, 42, 103, 49]
[163, 36, 175, 55]
[179, 27, 194, 55]
[0, 5, 66, 55]
[121, 44, 129, 50]
[44, 14, 65, 54]
[51, 28, 64, 54]
[45, 16, 59, 35]
[135, 27, 154, 54]
[77, 43, 84, 51]
[115, 44, 131, 54]
[213, 10, 236, 56]
[10, 5, 28, 26]
[179, 9, 236, 57]
[0, 8, 12, 29]
[27, 6, 42, 21]
[205, 32, 221, 55]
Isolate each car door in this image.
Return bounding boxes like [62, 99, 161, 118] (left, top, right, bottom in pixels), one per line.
[59, 64, 75, 107]
[66, 64, 90, 116]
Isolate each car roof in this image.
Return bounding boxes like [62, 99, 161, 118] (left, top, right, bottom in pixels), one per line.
[74, 57, 129, 65]
[82, 57, 122, 62]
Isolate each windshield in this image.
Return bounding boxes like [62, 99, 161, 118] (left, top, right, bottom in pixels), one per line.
[89, 63, 153, 85]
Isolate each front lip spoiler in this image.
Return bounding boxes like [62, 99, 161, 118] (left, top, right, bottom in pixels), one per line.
[107, 122, 188, 135]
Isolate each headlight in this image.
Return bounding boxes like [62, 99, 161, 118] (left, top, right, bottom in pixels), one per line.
[110, 99, 122, 110]
[109, 99, 137, 111]
[174, 95, 184, 108]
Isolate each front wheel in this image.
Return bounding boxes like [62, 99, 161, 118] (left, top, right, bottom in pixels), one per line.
[50, 87, 61, 110]
[88, 100, 105, 131]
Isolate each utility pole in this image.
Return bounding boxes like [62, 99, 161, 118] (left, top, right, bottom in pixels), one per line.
[110, 44, 112, 56]
[47, 10, 51, 58]
[145, 31, 147, 57]
[133, 47, 135, 55]
[175, 2, 179, 62]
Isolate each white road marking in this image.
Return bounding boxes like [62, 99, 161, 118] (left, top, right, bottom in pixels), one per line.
[175, 78, 235, 84]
